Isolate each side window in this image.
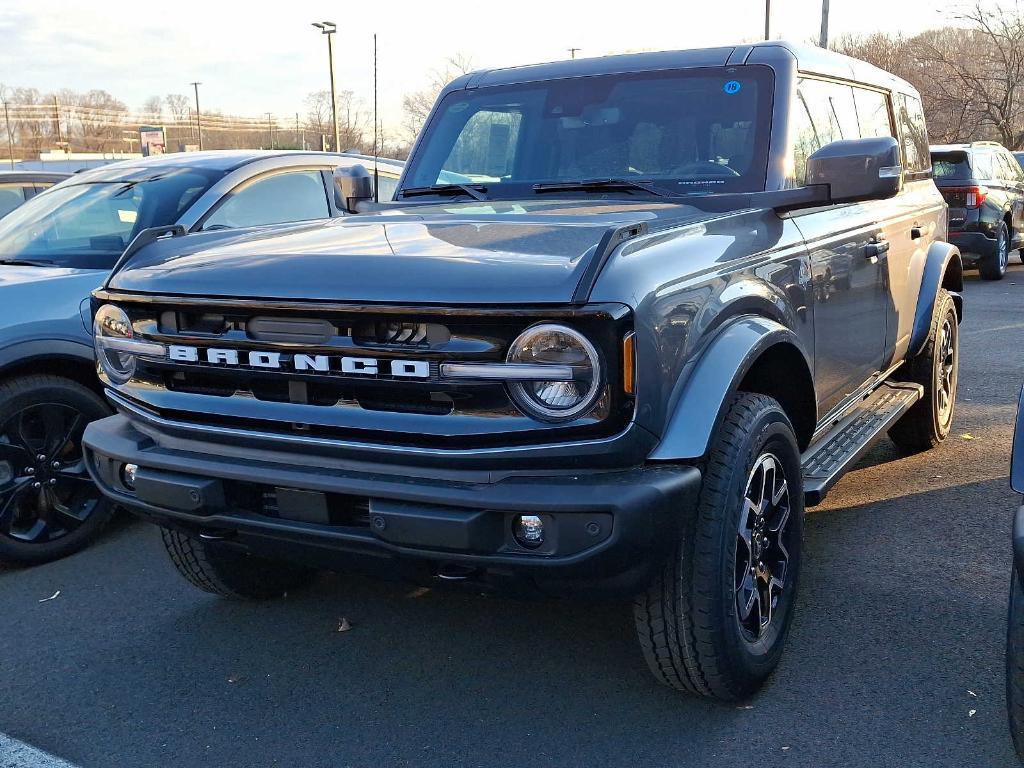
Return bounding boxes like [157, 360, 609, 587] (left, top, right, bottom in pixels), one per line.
[973, 152, 994, 181]
[202, 170, 329, 230]
[894, 93, 930, 174]
[852, 88, 894, 139]
[999, 150, 1023, 183]
[375, 174, 399, 202]
[791, 78, 859, 184]
[0, 184, 27, 218]
[438, 108, 523, 182]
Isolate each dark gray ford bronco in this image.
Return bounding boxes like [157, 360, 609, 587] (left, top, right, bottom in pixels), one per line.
[83, 42, 963, 700]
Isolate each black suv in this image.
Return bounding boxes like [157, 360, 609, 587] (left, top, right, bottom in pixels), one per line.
[931, 142, 1024, 280]
[83, 42, 963, 701]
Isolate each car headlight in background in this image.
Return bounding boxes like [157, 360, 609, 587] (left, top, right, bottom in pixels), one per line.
[506, 323, 602, 422]
[94, 303, 164, 384]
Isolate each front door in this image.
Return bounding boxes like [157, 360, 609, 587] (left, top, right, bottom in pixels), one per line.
[792, 206, 889, 416]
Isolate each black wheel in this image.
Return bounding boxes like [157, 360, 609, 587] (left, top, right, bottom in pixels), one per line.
[634, 392, 804, 701]
[979, 222, 1010, 280]
[0, 375, 114, 565]
[889, 290, 958, 453]
[160, 527, 318, 599]
[1007, 566, 1024, 758]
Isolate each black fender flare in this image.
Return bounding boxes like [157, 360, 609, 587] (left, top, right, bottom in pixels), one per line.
[648, 316, 814, 461]
[908, 241, 963, 357]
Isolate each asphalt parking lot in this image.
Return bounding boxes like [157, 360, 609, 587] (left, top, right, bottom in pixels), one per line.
[2, 265, 1024, 768]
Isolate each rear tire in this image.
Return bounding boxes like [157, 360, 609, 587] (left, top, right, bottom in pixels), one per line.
[160, 528, 317, 599]
[1007, 566, 1024, 759]
[889, 290, 958, 453]
[979, 222, 1009, 280]
[633, 392, 804, 701]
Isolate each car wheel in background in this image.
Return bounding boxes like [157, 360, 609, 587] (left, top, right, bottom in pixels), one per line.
[633, 392, 804, 701]
[979, 222, 1010, 280]
[0, 375, 114, 565]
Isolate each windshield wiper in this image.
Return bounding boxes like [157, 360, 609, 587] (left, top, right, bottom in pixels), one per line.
[400, 183, 488, 201]
[532, 178, 676, 197]
[0, 258, 57, 267]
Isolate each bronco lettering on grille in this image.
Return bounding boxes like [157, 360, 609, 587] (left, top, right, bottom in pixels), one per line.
[167, 345, 431, 378]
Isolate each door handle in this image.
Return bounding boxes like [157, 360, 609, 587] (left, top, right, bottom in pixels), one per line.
[866, 239, 890, 258]
[911, 225, 924, 239]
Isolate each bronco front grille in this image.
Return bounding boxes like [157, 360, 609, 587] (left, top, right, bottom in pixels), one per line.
[98, 294, 635, 448]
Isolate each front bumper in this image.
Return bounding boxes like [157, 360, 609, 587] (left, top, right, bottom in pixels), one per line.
[83, 414, 701, 596]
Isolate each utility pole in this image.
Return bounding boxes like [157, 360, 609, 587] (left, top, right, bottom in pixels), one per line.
[267, 113, 275, 149]
[568, 47, 581, 59]
[312, 22, 340, 152]
[764, 0, 771, 40]
[296, 112, 303, 150]
[819, 0, 830, 48]
[190, 82, 203, 150]
[52, 96, 64, 150]
[3, 100, 14, 169]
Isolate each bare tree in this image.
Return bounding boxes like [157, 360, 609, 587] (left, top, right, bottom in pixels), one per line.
[141, 96, 163, 122]
[401, 54, 474, 142]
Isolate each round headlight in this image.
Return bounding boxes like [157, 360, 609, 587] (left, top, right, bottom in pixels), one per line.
[94, 304, 136, 384]
[506, 323, 602, 422]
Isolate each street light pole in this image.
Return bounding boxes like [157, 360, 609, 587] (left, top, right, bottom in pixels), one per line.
[190, 81, 203, 150]
[819, 0, 830, 48]
[312, 21, 340, 152]
[765, 0, 771, 40]
[3, 100, 14, 170]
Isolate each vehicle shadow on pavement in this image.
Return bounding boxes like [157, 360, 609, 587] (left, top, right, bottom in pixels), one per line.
[3, 474, 1013, 768]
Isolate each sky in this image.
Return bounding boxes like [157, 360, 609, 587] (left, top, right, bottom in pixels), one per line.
[0, 0, 967, 138]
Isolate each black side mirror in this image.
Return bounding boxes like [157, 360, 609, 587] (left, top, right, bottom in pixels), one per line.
[807, 136, 903, 204]
[333, 164, 373, 214]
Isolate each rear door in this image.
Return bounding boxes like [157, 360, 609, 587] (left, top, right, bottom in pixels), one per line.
[787, 77, 889, 417]
[885, 92, 943, 365]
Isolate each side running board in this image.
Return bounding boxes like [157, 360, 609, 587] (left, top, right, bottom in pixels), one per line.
[801, 381, 923, 506]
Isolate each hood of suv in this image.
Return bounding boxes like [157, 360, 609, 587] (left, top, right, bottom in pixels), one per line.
[107, 201, 720, 305]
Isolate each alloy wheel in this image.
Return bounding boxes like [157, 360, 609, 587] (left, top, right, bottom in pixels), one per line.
[735, 453, 793, 642]
[0, 404, 101, 544]
[936, 316, 957, 427]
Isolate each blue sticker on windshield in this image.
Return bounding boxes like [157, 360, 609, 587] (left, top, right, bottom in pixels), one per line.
[723, 80, 742, 95]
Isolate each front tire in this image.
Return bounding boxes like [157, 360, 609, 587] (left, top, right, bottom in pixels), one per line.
[161, 528, 318, 599]
[634, 392, 804, 701]
[979, 222, 1010, 280]
[0, 375, 114, 565]
[888, 290, 958, 453]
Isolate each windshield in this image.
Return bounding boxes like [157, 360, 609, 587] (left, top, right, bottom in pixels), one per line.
[0, 168, 223, 269]
[402, 65, 773, 200]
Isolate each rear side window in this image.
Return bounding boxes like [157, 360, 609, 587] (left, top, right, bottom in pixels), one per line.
[973, 152, 994, 180]
[895, 93, 930, 174]
[931, 152, 972, 180]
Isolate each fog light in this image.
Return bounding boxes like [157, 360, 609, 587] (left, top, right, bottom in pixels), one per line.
[513, 514, 545, 549]
[121, 463, 139, 489]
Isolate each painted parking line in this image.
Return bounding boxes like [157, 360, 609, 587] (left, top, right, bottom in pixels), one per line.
[0, 734, 80, 768]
